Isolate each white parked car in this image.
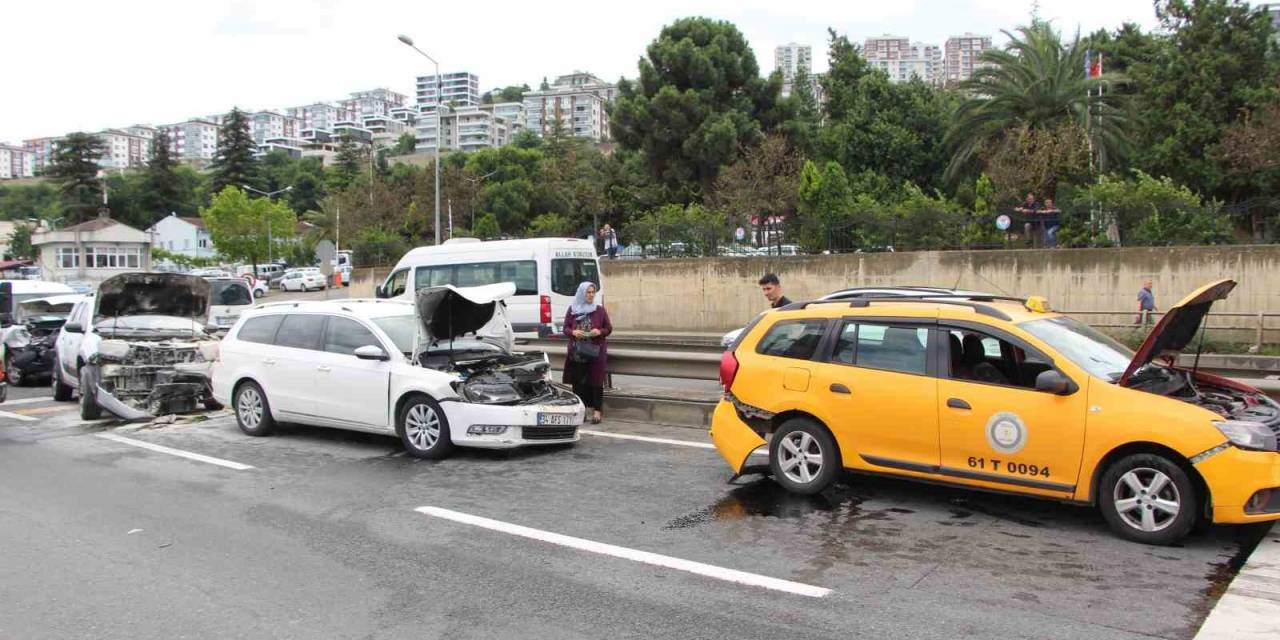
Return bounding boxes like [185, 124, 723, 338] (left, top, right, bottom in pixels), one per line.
[212, 283, 585, 458]
[205, 277, 256, 331]
[52, 273, 222, 419]
[278, 269, 327, 292]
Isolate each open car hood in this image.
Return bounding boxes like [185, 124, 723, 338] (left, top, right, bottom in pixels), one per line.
[414, 283, 515, 353]
[1118, 279, 1236, 386]
[95, 273, 210, 321]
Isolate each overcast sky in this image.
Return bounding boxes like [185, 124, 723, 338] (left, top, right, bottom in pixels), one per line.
[2, 0, 1161, 143]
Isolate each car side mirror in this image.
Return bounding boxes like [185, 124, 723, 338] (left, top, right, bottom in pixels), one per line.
[354, 345, 389, 361]
[1035, 370, 1075, 395]
[63, 322, 84, 334]
[374, 284, 386, 299]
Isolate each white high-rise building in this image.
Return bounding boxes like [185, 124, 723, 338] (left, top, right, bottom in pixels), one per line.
[863, 35, 942, 84]
[774, 43, 813, 96]
[414, 103, 518, 153]
[522, 72, 615, 142]
[0, 145, 35, 179]
[944, 33, 993, 83]
[285, 103, 354, 133]
[341, 89, 409, 119]
[159, 120, 219, 162]
[98, 129, 151, 169]
[416, 72, 481, 108]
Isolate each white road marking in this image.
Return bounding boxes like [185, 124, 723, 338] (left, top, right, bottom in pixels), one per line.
[4, 397, 57, 406]
[415, 506, 829, 598]
[94, 433, 254, 471]
[1195, 523, 1280, 639]
[580, 429, 768, 456]
[0, 409, 38, 422]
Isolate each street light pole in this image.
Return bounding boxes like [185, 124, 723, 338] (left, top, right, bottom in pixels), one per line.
[397, 34, 442, 245]
[241, 184, 293, 267]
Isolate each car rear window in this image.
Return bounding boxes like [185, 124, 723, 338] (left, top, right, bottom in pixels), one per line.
[274, 314, 326, 351]
[237, 315, 283, 344]
[756, 319, 827, 360]
[551, 259, 600, 297]
[210, 281, 252, 305]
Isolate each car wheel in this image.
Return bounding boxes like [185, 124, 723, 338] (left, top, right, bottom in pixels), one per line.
[5, 355, 23, 387]
[768, 418, 840, 495]
[79, 369, 103, 420]
[234, 381, 275, 436]
[1098, 453, 1198, 545]
[398, 395, 454, 459]
[52, 360, 73, 402]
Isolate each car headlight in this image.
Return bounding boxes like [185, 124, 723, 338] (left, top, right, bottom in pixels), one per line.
[1213, 420, 1279, 452]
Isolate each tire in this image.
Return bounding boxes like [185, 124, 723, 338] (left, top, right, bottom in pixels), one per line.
[1098, 453, 1198, 545]
[768, 418, 840, 495]
[233, 381, 276, 436]
[52, 361, 73, 402]
[5, 355, 23, 387]
[398, 395, 454, 459]
[79, 369, 103, 420]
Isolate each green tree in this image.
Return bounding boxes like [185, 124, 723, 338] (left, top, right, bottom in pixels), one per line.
[482, 84, 530, 104]
[200, 187, 297, 270]
[1135, 0, 1278, 199]
[46, 132, 106, 223]
[0, 182, 62, 222]
[473, 212, 501, 239]
[209, 108, 259, 194]
[327, 133, 364, 192]
[709, 134, 801, 246]
[7, 223, 35, 260]
[610, 17, 783, 200]
[945, 22, 1128, 188]
[527, 212, 574, 237]
[392, 132, 417, 155]
[818, 30, 957, 192]
[144, 128, 181, 221]
[795, 160, 853, 252]
[1069, 171, 1232, 246]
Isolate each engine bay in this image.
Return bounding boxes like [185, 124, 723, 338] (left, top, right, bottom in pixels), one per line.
[422, 349, 577, 406]
[1129, 366, 1280, 433]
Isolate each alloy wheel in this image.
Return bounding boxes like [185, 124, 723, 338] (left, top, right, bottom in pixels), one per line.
[237, 387, 263, 429]
[1113, 467, 1181, 533]
[778, 431, 823, 485]
[405, 403, 440, 450]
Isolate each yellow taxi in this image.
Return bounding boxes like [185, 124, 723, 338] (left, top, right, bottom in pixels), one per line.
[710, 280, 1280, 544]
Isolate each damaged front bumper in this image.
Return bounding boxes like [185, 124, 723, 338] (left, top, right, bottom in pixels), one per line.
[90, 354, 215, 420]
[441, 386, 585, 449]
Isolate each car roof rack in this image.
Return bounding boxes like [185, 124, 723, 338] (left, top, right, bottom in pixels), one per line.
[785, 293, 1026, 322]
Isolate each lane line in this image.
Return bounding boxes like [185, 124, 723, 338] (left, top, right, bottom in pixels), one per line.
[18, 405, 74, 416]
[0, 409, 38, 422]
[415, 506, 829, 598]
[1195, 523, 1280, 639]
[94, 433, 254, 471]
[580, 429, 768, 456]
[4, 397, 58, 406]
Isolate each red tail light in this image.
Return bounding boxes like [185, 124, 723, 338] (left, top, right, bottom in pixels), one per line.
[719, 350, 739, 392]
[540, 295, 552, 324]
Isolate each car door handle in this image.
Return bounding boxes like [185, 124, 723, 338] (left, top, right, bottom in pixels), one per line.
[262, 358, 276, 366]
[316, 365, 331, 372]
[829, 383, 851, 394]
[946, 398, 971, 410]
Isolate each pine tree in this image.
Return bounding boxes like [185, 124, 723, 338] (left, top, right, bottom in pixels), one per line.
[47, 132, 106, 223]
[145, 128, 181, 222]
[327, 133, 363, 192]
[210, 107, 259, 194]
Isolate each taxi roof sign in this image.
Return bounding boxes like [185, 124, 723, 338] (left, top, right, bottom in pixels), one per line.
[1024, 296, 1052, 313]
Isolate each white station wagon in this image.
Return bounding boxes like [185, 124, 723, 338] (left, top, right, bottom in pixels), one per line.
[211, 284, 585, 458]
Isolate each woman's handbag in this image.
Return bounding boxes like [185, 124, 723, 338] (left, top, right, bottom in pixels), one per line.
[571, 340, 600, 363]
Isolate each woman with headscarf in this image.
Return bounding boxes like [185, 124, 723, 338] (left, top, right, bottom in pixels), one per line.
[562, 281, 611, 424]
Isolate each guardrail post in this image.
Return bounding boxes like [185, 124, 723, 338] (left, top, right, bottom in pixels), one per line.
[1257, 312, 1265, 353]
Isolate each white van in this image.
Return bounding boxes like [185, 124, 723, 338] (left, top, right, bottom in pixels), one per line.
[376, 238, 601, 338]
[0, 280, 76, 325]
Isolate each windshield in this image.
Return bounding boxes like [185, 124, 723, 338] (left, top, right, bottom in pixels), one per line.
[372, 314, 418, 354]
[210, 281, 253, 306]
[1020, 316, 1134, 381]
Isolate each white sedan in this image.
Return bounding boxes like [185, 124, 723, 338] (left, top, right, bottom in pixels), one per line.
[278, 269, 327, 292]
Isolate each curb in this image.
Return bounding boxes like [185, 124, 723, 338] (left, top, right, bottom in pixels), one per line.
[1194, 523, 1280, 639]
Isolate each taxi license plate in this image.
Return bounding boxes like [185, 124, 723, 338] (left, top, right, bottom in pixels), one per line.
[537, 412, 575, 426]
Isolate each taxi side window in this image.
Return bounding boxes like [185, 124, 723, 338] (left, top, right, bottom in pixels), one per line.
[756, 319, 827, 360]
[836, 322, 929, 375]
[945, 328, 1050, 390]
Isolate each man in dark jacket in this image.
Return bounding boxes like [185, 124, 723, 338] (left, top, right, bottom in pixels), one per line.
[759, 273, 792, 308]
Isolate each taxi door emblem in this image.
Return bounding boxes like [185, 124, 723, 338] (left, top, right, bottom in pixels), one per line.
[985, 412, 1027, 454]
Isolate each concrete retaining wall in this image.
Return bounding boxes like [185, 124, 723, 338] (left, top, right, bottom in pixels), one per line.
[599, 246, 1280, 333]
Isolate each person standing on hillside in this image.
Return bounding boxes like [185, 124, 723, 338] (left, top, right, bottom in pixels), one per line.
[759, 273, 792, 309]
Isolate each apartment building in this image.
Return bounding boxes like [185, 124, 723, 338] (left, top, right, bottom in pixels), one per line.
[22, 137, 58, 175]
[775, 42, 813, 85]
[286, 103, 356, 132]
[944, 33, 993, 83]
[522, 72, 614, 142]
[414, 103, 515, 153]
[863, 35, 942, 84]
[342, 89, 409, 119]
[249, 111, 301, 145]
[362, 115, 412, 149]
[159, 119, 219, 162]
[0, 145, 35, 179]
[99, 129, 151, 169]
[416, 72, 481, 107]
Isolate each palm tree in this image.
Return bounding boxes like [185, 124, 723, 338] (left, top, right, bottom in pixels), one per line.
[302, 196, 339, 247]
[944, 22, 1128, 185]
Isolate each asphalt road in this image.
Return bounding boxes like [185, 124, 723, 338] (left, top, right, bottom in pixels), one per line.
[0, 387, 1269, 640]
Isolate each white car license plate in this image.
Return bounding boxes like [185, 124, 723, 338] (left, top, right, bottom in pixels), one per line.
[537, 412, 575, 426]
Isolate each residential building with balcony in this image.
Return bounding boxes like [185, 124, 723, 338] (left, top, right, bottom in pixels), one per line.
[774, 43, 813, 96]
[413, 104, 514, 153]
[249, 111, 300, 146]
[863, 35, 942, 84]
[22, 137, 59, 175]
[342, 89, 409, 119]
[98, 129, 151, 169]
[362, 115, 412, 149]
[522, 72, 615, 142]
[944, 33, 993, 83]
[286, 103, 355, 132]
[0, 145, 35, 179]
[416, 72, 480, 108]
[389, 106, 419, 126]
[159, 119, 219, 162]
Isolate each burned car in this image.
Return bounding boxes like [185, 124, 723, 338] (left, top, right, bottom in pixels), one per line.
[212, 282, 585, 459]
[2, 294, 83, 386]
[57, 273, 221, 420]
